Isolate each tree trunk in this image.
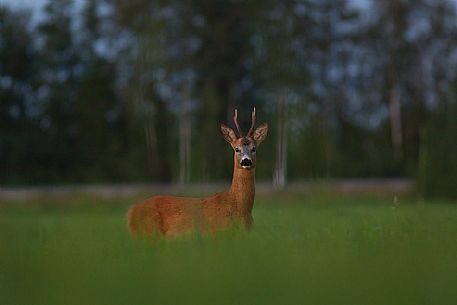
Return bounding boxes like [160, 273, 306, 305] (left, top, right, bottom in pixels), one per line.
[388, 85, 403, 160]
[144, 119, 157, 177]
[150, 96, 173, 182]
[273, 91, 288, 189]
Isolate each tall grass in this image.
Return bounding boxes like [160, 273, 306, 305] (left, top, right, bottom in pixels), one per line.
[1, 195, 456, 305]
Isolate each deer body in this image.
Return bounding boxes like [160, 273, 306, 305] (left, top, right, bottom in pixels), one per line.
[127, 109, 267, 237]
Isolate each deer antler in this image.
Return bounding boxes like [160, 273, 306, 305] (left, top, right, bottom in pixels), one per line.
[247, 107, 256, 138]
[233, 109, 243, 138]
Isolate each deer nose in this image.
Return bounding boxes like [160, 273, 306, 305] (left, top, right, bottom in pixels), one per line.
[241, 158, 252, 167]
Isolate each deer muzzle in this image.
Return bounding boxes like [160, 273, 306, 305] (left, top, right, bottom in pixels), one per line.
[241, 158, 253, 168]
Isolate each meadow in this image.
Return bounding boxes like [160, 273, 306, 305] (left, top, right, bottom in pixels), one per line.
[1, 192, 457, 305]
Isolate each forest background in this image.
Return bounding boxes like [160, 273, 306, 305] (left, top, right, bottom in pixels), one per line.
[1, 0, 456, 199]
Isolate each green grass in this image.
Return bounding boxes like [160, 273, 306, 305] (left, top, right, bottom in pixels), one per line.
[1, 194, 457, 305]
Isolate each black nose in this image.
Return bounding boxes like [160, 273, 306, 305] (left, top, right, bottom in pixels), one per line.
[241, 159, 252, 167]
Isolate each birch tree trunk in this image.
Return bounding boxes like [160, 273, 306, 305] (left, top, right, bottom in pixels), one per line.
[273, 91, 289, 189]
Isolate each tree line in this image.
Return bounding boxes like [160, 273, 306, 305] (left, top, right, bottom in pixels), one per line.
[1, 0, 457, 198]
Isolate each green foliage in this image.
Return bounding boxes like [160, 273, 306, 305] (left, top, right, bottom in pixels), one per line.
[1, 196, 457, 305]
[417, 99, 457, 199]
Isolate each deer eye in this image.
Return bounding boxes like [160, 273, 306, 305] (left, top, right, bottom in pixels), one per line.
[235, 147, 241, 153]
[251, 147, 256, 153]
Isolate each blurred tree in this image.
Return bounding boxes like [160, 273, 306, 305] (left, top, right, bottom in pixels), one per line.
[418, 93, 457, 199]
[111, 0, 268, 182]
[28, 0, 151, 183]
[252, 0, 360, 185]
[0, 7, 40, 184]
[35, 0, 84, 183]
[367, 0, 457, 168]
[112, 0, 182, 182]
[188, 0, 265, 181]
[71, 0, 141, 182]
[251, 1, 306, 188]
[303, 0, 360, 178]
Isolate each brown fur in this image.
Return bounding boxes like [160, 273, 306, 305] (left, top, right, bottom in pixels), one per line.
[127, 111, 267, 238]
[127, 152, 256, 237]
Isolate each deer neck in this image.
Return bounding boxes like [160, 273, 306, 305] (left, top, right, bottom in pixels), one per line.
[228, 165, 255, 214]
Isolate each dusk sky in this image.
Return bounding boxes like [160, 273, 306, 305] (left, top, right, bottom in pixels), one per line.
[0, 0, 371, 11]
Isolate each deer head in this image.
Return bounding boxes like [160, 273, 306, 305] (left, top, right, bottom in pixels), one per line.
[220, 108, 268, 170]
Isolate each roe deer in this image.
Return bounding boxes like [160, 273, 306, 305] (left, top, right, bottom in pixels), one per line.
[127, 108, 268, 237]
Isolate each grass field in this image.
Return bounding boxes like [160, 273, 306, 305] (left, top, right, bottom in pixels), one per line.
[1, 193, 457, 305]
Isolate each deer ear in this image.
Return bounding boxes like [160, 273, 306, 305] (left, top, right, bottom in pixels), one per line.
[253, 123, 268, 145]
[221, 124, 238, 144]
